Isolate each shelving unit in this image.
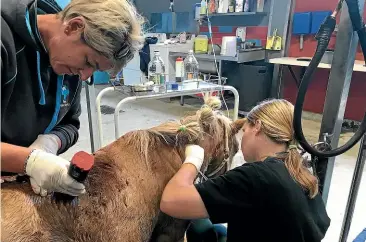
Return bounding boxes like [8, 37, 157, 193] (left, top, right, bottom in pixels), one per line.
[201, 11, 267, 17]
[170, 49, 266, 63]
[199, 11, 268, 27]
[196, 0, 272, 27]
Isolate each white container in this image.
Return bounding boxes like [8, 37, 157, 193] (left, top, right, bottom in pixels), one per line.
[218, 0, 229, 13]
[235, 0, 244, 12]
[200, 0, 207, 14]
[221, 36, 237, 57]
[257, 0, 264, 12]
[195, 3, 201, 20]
[243, 0, 249, 12]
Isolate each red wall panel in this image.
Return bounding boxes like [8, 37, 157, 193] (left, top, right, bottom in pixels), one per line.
[285, 0, 366, 121]
[198, 2, 366, 120]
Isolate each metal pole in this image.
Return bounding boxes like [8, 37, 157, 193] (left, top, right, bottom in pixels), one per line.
[85, 79, 102, 153]
[218, 60, 223, 85]
[113, 86, 239, 138]
[172, 12, 176, 34]
[339, 134, 366, 242]
[95, 87, 116, 148]
[267, 0, 296, 98]
[316, 0, 364, 204]
[170, 0, 176, 34]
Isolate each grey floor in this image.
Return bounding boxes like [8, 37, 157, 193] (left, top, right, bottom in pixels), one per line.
[60, 85, 365, 242]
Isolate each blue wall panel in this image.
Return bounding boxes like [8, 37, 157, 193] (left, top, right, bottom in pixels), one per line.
[218, 26, 233, 33]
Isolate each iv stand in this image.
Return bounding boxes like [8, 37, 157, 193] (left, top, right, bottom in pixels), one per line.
[170, 0, 176, 34]
[339, 134, 366, 242]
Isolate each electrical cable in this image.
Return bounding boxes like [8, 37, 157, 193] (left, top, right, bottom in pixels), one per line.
[204, 0, 230, 117]
[293, 0, 366, 158]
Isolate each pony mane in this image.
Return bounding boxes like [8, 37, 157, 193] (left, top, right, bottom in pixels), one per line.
[123, 96, 233, 170]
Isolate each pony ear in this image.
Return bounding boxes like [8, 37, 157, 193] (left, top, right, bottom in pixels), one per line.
[231, 118, 246, 134]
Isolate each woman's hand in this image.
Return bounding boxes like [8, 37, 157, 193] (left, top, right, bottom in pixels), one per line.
[183, 144, 205, 172]
[25, 149, 85, 197]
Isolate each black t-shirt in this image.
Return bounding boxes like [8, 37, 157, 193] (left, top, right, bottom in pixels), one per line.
[194, 157, 331, 242]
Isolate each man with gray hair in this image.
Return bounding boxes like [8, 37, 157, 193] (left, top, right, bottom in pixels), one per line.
[1, 0, 144, 196]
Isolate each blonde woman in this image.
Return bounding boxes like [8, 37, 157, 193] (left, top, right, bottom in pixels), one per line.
[161, 99, 331, 242]
[1, 0, 143, 196]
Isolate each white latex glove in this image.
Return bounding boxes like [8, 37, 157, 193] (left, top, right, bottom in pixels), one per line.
[183, 144, 205, 172]
[29, 134, 60, 155]
[25, 149, 86, 197]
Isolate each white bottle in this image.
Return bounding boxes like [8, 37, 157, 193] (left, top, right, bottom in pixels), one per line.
[218, 0, 229, 13]
[243, 0, 249, 12]
[257, 0, 264, 12]
[235, 0, 244, 12]
[200, 0, 207, 15]
[175, 57, 184, 82]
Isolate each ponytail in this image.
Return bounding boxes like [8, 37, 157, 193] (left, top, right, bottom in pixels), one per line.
[284, 145, 319, 198]
[244, 99, 318, 197]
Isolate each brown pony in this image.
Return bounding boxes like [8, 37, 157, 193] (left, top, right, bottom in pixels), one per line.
[1, 96, 245, 242]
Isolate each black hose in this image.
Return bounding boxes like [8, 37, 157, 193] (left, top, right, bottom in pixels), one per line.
[358, 28, 366, 65]
[346, 0, 366, 65]
[293, 16, 337, 157]
[293, 0, 366, 158]
[346, 0, 363, 30]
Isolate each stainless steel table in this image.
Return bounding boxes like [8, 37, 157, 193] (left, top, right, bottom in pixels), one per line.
[93, 81, 239, 149]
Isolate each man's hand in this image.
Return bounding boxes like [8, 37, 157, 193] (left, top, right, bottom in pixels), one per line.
[25, 149, 85, 197]
[183, 145, 205, 172]
[29, 134, 61, 155]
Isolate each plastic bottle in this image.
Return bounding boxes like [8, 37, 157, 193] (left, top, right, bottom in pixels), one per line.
[184, 50, 199, 81]
[200, 0, 207, 15]
[243, 0, 249, 12]
[175, 57, 184, 82]
[257, 0, 264, 12]
[208, 0, 216, 14]
[215, 0, 219, 12]
[148, 50, 166, 92]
